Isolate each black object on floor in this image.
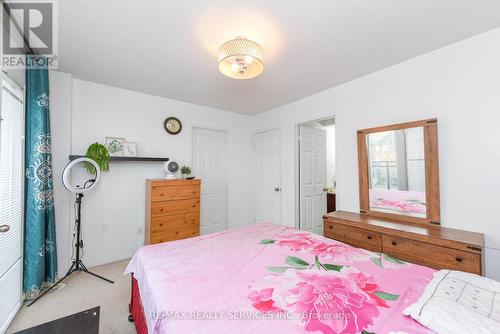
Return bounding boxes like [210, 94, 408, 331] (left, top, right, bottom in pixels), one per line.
[14, 306, 100, 334]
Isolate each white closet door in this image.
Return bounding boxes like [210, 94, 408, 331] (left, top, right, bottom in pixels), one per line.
[254, 129, 281, 225]
[0, 75, 24, 333]
[299, 126, 326, 235]
[192, 128, 228, 235]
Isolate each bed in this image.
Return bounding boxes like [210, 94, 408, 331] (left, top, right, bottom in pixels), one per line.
[125, 222, 436, 334]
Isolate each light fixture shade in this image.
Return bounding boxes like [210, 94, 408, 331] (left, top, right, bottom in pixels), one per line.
[218, 37, 264, 79]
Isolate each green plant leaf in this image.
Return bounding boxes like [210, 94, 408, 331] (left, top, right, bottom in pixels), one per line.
[85, 142, 110, 174]
[180, 165, 192, 175]
[371, 257, 383, 267]
[266, 267, 290, 273]
[322, 264, 344, 271]
[373, 291, 399, 301]
[383, 254, 406, 264]
[285, 256, 310, 267]
[259, 239, 275, 245]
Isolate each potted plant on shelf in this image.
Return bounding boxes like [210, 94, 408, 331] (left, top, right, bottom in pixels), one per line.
[180, 165, 192, 179]
[85, 142, 110, 175]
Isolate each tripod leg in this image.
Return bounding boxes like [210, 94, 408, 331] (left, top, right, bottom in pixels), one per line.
[27, 262, 76, 307]
[82, 269, 115, 284]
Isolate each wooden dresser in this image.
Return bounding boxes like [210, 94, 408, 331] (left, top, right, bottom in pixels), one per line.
[323, 211, 484, 275]
[145, 179, 201, 244]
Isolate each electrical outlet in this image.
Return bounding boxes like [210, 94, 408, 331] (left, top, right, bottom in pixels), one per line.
[101, 223, 109, 232]
[137, 227, 144, 235]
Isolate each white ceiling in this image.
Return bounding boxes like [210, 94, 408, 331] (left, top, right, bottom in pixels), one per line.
[58, 0, 500, 114]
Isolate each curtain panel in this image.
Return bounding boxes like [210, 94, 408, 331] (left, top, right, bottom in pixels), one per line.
[23, 55, 57, 299]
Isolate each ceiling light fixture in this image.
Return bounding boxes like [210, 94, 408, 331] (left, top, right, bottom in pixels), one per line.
[218, 36, 264, 79]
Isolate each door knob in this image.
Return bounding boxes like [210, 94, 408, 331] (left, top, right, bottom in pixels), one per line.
[274, 187, 281, 192]
[0, 225, 10, 233]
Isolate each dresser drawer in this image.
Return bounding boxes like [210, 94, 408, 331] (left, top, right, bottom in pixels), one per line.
[151, 198, 200, 217]
[150, 213, 199, 234]
[324, 220, 382, 252]
[150, 228, 199, 244]
[382, 235, 481, 274]
[151, 186, 200, 202]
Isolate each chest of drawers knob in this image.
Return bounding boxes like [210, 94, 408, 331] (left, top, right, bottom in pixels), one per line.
[456, 256, 463, 262]
[367, 235, 372, 240]
[391, 240, 397, 246]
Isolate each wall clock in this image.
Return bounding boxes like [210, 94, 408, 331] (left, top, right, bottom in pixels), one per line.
[163, 117, 182, 135]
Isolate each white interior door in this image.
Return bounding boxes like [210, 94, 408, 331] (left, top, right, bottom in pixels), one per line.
[192, 128, 228, 235]
[299, 125, 326, 235]
[254, 129, 281, 225]
[0, 74, 24, 333]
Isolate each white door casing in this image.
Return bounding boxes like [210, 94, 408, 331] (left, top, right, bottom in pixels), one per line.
[299, 125, 326, 235]
[254, 129, 281, 225]
[192, 128, 228, 235]
[0, 74, 24, 334]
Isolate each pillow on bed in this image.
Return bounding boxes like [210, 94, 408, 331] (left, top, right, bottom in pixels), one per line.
[404, 270, 500, 334]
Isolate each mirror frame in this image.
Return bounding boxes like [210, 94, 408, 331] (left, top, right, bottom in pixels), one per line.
[357, 118, 440, 225]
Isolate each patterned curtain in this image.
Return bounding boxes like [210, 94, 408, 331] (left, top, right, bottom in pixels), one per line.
[23, 55, 57, 299]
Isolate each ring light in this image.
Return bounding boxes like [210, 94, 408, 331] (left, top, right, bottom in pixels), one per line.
[62, 157, 101, 193]
[28, 156, 112, 307]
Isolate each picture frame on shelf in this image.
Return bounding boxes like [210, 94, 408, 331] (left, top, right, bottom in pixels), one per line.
[105, 137, 125, 156]
[123, 142, 137, 157]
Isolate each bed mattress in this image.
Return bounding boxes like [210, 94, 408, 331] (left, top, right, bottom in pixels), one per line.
[126, 222, 435, 334]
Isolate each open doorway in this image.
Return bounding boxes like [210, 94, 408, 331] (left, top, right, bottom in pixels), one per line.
[297, 118, 335, 235]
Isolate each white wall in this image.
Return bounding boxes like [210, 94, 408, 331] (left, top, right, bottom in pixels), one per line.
[50, 27, 500, 280]
[50, 76, 253, 270]
[254, 27, 500, 280]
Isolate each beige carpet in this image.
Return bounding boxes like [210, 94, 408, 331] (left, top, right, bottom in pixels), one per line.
[7, 259, 136, 334]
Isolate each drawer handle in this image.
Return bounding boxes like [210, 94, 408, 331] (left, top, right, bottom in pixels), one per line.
[160, 193, 164, 196]
[391, 240, 397, 246]
[456, 256, 463, 262]
[192, 204, 196, 208]
[328, 225, 333, 230]
[367, 235, 372, 240]
[159, 208, 164, 212]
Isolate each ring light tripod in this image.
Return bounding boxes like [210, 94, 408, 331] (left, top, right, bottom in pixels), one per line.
[28, 158, 114, 307]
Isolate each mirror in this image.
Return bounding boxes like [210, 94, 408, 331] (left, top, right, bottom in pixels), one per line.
[357, 119, 440, 224]
[367, 127, 425, 217]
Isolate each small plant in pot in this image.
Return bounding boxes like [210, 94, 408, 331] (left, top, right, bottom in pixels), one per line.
[85, 142, 110, 175]
[180, 165, 192, 179]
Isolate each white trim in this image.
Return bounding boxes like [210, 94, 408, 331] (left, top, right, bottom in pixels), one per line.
[0, 72, 25, 329]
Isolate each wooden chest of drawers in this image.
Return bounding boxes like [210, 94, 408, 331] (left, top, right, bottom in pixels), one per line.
[324, 211, 484, 275]
[145, 179, 201, 244]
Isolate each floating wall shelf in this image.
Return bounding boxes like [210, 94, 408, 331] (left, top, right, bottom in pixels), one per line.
[69, 155, 169, 162]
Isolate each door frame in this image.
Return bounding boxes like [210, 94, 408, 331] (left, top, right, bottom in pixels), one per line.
[252, 127, 282, 225]
[191, 126, 230, 233]
[295, 116, 335, 230]
[0, 71, 25, 332]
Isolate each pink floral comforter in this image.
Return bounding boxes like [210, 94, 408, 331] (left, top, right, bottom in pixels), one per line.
[125, 223, 435, 334]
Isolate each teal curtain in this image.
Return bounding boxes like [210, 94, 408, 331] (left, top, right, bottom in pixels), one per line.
[24, 55, 57, 299]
